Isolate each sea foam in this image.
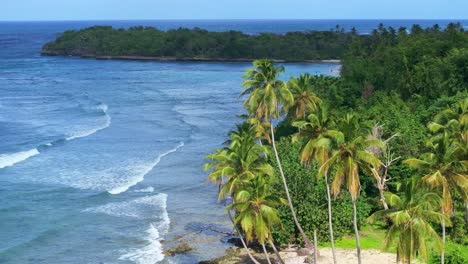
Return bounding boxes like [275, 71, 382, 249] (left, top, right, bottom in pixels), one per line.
[0, 148, 40, 169]
[84, 194, 170, 264]
[107, 142, 184, 195]
[65, 103, 111, 141]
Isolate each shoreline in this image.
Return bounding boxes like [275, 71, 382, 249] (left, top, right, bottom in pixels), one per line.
[40, 52, 341, 64]
[201, 246, 398, 264]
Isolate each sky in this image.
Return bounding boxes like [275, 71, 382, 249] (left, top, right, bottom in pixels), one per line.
[1, 0, 467, 21]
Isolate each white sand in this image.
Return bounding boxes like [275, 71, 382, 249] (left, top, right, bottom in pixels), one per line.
[280, 247, 397, 264]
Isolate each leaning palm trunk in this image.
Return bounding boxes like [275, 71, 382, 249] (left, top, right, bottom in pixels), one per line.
[270, 123, 313, 248]
[268, 240, 285, 264]
[441, 219, 446, 264]
[325, 172, 337, 264]
[262, 243, 273, 264]
[228, 210, 261, 264]
[465, 201, 468, 226]
[352, 199, 362, 264]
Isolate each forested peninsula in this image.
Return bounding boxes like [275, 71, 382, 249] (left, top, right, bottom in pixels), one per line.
[41, 25, 354, 61]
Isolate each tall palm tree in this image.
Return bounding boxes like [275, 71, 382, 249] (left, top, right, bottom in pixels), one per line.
[292, 104, 339, 264]
[205, 123, 273, 264]
[241, 59, 314, 248]
[405, 133, 467, 264]
[287, 73, 322, 120]
[369, 179, 449, 264]
[320, 113, 382, 264]
[405, 98, 467, 264]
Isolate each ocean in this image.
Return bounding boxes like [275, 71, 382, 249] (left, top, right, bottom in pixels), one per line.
[0, 19, 465, 264]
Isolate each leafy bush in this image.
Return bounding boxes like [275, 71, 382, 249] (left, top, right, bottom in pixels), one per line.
[429, 242, 468, 264]
[269, 138, 372, 246]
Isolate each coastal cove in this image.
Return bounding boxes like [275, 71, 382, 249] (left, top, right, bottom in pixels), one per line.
[0, 20, 342, 264]
[1, 19, 467, 264]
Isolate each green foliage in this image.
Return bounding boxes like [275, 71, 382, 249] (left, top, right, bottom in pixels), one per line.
[43, 26, 354, 61]
[429, 242, 468, 264]
[269, 138, 371, 246]
[342, 23, 468, 101]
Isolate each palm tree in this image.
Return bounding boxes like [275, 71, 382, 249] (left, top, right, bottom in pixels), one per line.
[287, 73, 322, 120]
[320, 113, 382, 264]
[205, 123, 273, 264]
[405, 99, 467, 264]
[404, 133, 467, 264]
[292, 104, 339, 264]
[369, 179, 449, 264]
[228, 175, 286, 264]
[241, 59, 314, 248]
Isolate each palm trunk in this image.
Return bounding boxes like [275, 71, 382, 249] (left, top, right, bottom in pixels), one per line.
[270, 122, 313, 249]
[268, 240, 285, 264]
[324, 172, 337, 264]
[441, 220, 446, 264]
[262, 243, 272, 264]
[465, 201, 468, 226]
[313, 230, 318, 264]
[228, 210, 260, 264]
[352, 199, 362, 264]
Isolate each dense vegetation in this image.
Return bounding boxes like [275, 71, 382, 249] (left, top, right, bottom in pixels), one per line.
[42, 26, 352, 60]
[205, 24, 467, 264]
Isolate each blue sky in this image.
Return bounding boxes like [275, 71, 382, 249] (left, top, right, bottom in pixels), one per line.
[1, 0, 467, 21]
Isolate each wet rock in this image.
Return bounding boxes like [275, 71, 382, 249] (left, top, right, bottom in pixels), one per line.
[163, 242, 194, 256]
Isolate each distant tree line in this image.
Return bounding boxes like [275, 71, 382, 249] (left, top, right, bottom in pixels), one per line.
[42, 25, 353, 60]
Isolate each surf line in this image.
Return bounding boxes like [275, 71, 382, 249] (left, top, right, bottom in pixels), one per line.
[0, 103, 111, 170]
[107, 142, 185, 195]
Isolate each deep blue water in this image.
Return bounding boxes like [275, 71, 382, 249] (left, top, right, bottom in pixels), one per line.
[0, 20, 464, 264]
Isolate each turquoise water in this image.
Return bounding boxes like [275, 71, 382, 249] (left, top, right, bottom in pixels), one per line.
[0, 20, 464, 263]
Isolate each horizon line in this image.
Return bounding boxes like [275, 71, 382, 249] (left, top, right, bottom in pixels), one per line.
[1, 18, 468, 23]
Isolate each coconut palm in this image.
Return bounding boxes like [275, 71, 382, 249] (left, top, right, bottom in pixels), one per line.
[369, 179, 449, 264]
[404, 99, 467, 264]
[404, 134, 467, 264]
[292, 104, 339, 264]
[228, 175, 286, 264]
[241, 59, 314, 248]
[206, 123, 273, 200]
[205, 123, 273, 264]
[320, 113, 382, 264]
[287, 73, 322, 120]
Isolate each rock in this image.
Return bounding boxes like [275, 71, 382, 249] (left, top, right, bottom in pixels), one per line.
[163, 242, 194, 256]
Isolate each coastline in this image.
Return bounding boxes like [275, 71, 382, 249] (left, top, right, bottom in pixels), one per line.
[201, 246, 398, 264]
[40, 51, 341, 64]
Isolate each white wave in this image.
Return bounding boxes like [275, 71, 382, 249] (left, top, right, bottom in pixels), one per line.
[83, 194, 168, 219]
[134, 187, 154, 193]
[0, 149, 40, 169]
[119, 223, 165, 264]
[108, 142, 184, 195]
[84, 194, 170, 264]
[65, 103, 111, 141]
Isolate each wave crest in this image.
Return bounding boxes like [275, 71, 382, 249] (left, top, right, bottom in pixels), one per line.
[0, 149, 40, 169]
[108, 142, 184, 195]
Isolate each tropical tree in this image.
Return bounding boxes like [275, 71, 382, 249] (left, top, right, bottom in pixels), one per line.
[205, 123, 273, 263]
[369, 179, 449, 264]
[241, 59, 314, 248]
[292, 103, 339, 264]
[320, 113, 382, 264]
[404, 100, 468, 264]
[287, 73, 322, 120]
[228, 175, 286, 264]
